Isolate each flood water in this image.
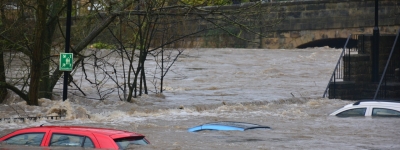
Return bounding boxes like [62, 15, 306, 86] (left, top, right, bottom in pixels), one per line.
[1, 48, 399, 150]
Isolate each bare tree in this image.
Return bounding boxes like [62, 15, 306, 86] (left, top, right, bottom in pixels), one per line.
[0, 0, 285, 105]
[0, 0, 34, 103]
[83, 0, 286, 102]
[0, 0, 132, 104]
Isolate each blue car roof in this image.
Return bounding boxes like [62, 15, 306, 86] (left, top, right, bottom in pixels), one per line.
[188, 121, 271, 132]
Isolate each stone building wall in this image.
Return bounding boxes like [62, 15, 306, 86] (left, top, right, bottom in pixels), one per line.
[255, 0, 400, 49]
[88, 0, 400, 49]
[187, 0, 400, 49]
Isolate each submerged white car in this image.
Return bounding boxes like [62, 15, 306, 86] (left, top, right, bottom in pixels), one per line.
[330, 100, 400, 117]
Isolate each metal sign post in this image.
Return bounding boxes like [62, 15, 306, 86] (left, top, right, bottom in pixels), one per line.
[372, 0, 380, 82]
[60, 53, 73, 102]
[63, 0, 72, 101]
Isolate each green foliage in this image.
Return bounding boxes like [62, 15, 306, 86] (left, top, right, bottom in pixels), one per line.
[91, 42, 115, 49]
[180, 0, 232, 6]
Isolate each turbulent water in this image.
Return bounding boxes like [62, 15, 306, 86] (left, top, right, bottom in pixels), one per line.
[1, 48, 399, 150]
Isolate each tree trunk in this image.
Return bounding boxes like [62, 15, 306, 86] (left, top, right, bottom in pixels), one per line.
[38, 38, 52, 99]
[0, 6, 7, 103]
[28, 0, 47, 106]
[39, 1, 62, 99]
[0, 51, 7, 103]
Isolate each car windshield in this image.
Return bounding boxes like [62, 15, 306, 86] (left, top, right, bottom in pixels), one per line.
[336, 108, 367, 117]
[114, 137, 148, 149]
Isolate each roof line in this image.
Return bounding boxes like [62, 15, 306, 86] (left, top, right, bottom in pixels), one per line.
[353, 99, 400, 105]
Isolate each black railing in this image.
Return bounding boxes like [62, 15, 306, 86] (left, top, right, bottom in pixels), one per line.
[373, 29, 400, 100]
[357, 34, 367, 54]
[323, 34, 357, 98]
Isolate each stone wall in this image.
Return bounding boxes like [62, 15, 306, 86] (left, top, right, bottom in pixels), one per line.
[262, 26, 400, 49]
[89, 0, 400, 49]
[257, 0, 400, 49]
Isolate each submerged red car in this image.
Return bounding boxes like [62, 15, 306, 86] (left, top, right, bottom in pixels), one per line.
[0, 125, 149, 149]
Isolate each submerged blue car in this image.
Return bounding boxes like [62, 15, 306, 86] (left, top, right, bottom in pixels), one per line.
[188, 121, 271, 132]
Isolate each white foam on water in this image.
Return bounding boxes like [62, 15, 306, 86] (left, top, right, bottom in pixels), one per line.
[1, 48, 399, 149]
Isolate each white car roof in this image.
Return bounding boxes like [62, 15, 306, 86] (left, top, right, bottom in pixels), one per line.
[330, 100, 400, 116]
[351, 100, 400, 107]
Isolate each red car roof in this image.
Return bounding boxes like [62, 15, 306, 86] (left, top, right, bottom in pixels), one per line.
[19, 126, 144, 138]
[0, 125, 149, 149]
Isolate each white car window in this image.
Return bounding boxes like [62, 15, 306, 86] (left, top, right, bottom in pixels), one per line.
[5, 133, 44, 146]
[336, 108, 367, 117]
[372, 108, 400, 117]
[49, 134, 94, 148]
[115, 137, 149, 149]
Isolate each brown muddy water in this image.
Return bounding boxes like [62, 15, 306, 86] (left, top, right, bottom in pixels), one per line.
[1, 48, 399, 150]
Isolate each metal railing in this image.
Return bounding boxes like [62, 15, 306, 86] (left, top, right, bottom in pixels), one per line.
[373, 29, 400, 100]
[0, 116, 64, 123]
[323, 34, 356, 98]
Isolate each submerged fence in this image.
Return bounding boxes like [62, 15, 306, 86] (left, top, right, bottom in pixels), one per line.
[374, 29, 400, 100]
[0, 116, 64, 123]
[323, 31, 400, 100]
[323, 34, 358, 98]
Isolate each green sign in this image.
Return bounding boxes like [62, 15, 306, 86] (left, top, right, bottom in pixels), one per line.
[59, 53, 73, 71]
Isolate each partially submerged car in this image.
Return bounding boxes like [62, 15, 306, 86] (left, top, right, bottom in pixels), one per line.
[188, 121, 271, 132]
[0, 125, 149, 149]
[330, 100, 400, 117]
